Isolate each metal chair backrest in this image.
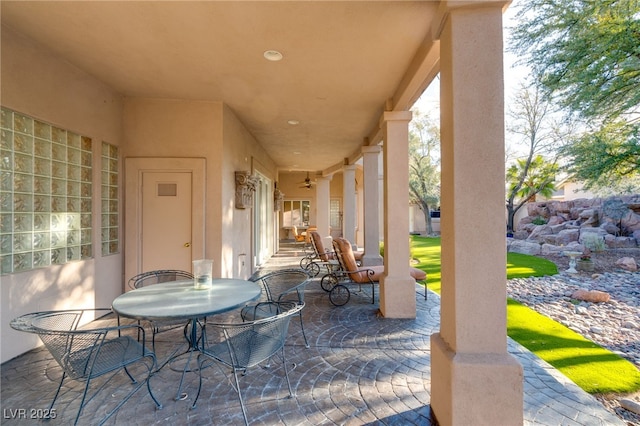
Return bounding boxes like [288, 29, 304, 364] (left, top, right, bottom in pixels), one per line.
[217, 301, 304, 369]
[10, 308, 161, 425]
[255, 268, 310, 304]
[193, 301, 304, 425]
[29, 310, 105, 380]
[128, 269, 193, 289]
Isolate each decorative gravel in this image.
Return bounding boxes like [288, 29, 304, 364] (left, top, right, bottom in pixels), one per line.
[507, 270, 640, 424]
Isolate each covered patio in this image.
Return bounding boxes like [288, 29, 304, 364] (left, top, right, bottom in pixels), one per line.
[2, 1, 530, 423]
[0, 245, 623, 425]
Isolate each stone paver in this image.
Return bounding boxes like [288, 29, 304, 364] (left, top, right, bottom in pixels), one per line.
[0, 244, 624, 425]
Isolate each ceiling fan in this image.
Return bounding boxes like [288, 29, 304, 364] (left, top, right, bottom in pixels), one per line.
[298, 172, 315, 190]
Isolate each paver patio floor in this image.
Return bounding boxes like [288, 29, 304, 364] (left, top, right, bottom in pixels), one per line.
[1, 244, 624, 425]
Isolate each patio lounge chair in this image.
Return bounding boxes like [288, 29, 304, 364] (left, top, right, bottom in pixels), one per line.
[299, 230, 344, 277]
[241, 268, 311, 347]
[304, 226, 317, 244]
[191, 301, 304, 426]
[10, 308, 162, 426]
[322, 237, 427, 306]
[292, 225, 306, 243]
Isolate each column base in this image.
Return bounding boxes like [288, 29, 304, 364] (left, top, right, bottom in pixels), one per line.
[361, 254, 383, 266]
[430, 333, 523, 425]
[379, 275, 416, 318]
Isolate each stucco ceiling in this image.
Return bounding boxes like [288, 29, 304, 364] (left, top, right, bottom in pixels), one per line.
[1, 1, 442, 174]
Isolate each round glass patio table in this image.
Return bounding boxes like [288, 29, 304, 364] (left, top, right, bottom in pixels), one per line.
[112, 278, 261, 400]
[112, 278, 261, 321]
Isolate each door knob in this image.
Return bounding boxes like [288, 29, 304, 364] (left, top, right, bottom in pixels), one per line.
[184, 242, 191, 248]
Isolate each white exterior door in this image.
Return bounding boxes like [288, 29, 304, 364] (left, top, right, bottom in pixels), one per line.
[141, 172, 192, 272]
[125, 157, 205, 287]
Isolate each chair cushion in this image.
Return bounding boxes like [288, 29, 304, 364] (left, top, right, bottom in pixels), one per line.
[310, 231, 334, 261]
[305, 226, 317, 244]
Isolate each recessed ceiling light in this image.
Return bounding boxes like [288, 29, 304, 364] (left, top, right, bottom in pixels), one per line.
[293, 151, 302, 155]
[263, 50, 283, 61]
[287, 120, 300, 125]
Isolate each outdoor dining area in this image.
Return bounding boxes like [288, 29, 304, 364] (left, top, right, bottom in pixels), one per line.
[1, 243, 625, 426]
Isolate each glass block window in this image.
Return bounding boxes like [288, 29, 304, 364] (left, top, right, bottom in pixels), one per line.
[330, 198, 342, 229]
[0, 107, 93, 275]
[101, 142, 119, 255]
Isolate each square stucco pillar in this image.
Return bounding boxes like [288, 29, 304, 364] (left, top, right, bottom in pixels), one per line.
[430, 3, 523, 425]
[361, 146, 383, 266]
[315, 175, 332, 239]
[380, 111, 416, 319]
[342, 164, 357, 246]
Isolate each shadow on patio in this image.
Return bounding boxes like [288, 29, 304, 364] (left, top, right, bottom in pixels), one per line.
[0, 244, 624, 425]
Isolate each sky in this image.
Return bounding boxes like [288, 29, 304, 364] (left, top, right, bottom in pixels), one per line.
[411, 0, 533, 161]
[413, 0, 530, 119]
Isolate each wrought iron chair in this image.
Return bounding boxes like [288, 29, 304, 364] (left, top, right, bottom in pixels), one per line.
[241, 268, 311, 348]
[126, 269, 194, 350]
[128, 269, 194, 290]
[10, 308, 162, 426]
[191, 301, 304, 426]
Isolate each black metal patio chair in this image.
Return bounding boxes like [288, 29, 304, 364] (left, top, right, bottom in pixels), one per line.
[10, 308, 162, 426]
[126, 269, 194, 350]
[241, 268, 311, 348]
[191, 301, 304, 426]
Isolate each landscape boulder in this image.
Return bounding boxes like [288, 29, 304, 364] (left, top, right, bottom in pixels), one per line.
[621, 210, 640, 232]
[615, 257, 638, 272]
[508, 195, 640, 254]
[527, 224, 553, 241]
[508, 240, 541, 256]
[571, 289, 610, 303]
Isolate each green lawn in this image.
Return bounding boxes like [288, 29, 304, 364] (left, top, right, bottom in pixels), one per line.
[410, 235, 640, 394]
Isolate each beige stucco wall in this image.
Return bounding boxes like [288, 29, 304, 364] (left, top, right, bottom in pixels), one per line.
[1, 27, 124, 363]
[1, 27, 278, 363]
[122, 98, 223, 277]
[123, 99, 277, 279]
[221, 104, 277, 278]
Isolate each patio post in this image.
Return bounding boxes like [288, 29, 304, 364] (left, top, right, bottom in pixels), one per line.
[380, 110, 416, 319]
[342, 164, 357, 247]
[361, 146, 383, 266]
[430, 2, 523, 425]
[315, 175, 332, 240]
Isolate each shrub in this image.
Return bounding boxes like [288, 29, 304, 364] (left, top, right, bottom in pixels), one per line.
[582, 233, 605, 252]
[531, 216, 547, 225]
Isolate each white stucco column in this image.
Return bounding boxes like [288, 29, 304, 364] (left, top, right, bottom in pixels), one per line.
[430, 3, 523, 425]
[380, 110, 415, 319]
[342, 164, 357, 246]
[315, 175, 332, 239]
[361, 146, 383, 266]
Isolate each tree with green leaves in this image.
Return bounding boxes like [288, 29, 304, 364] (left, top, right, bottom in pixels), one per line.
[506, 85, 562, 233]
[409, 109, 440, 235]
[509, 0, 640, 191]
[560, 120, 640, 193]
[507, 155, 558, 233]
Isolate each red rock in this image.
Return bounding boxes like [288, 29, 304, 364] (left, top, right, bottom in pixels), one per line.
[571, 289, 610, 303]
